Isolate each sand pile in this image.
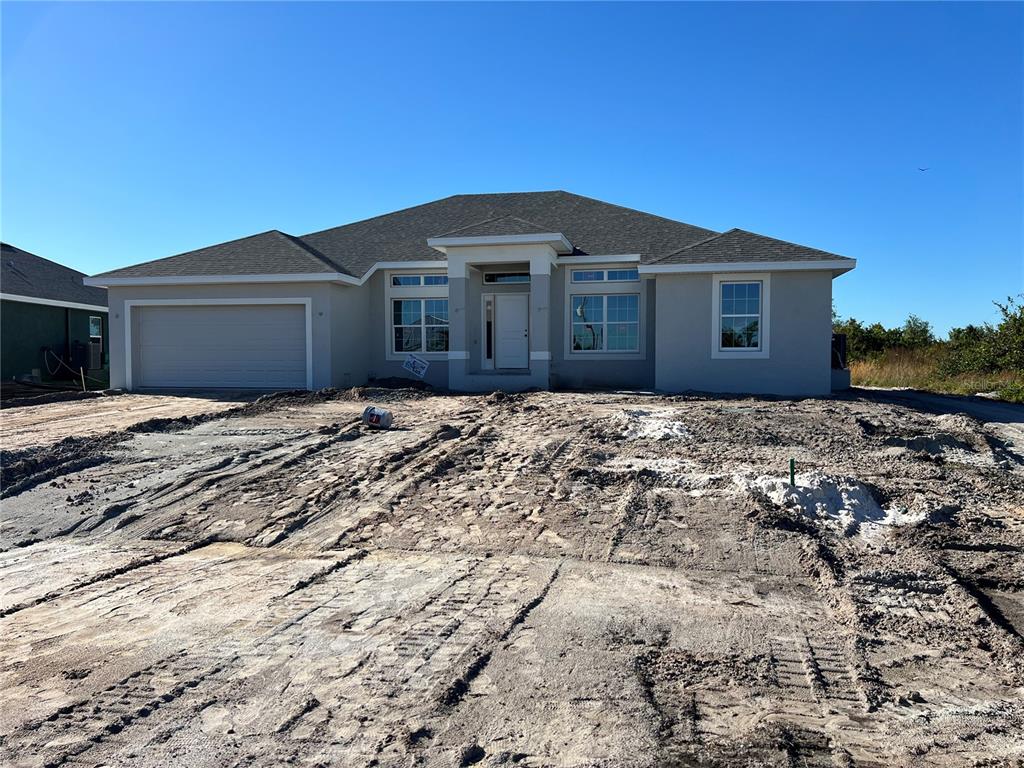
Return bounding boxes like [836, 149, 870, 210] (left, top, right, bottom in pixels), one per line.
[742, 471, 927, 537]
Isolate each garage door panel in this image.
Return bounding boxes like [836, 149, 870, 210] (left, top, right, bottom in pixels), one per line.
[136, 304, 307, 389]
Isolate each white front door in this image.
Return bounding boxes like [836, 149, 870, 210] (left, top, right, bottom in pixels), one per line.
[495, 294, 529, 369]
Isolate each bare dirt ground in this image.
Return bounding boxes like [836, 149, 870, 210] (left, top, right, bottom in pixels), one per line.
[1, 387, 1022, 767]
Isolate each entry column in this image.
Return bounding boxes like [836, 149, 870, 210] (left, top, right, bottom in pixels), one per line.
[528, 254, 552, 388]
[447, 260, 470, 390]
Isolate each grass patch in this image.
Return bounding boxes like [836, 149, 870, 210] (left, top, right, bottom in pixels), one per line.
[851, 348, 1024, 403]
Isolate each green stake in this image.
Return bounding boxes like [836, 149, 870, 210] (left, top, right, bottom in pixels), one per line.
[789, 458, 795, 486]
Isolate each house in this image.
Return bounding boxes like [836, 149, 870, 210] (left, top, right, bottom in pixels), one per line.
[1, 243, 109, 384]
[84, 192, 855, 395]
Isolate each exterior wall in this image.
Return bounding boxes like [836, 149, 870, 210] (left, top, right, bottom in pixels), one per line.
[330, 282, 369, 389]
[1, 299, 109, 382]
[107, 283, 336, 390]
[365, 270, 449, 389]
[549, 266, 655, 390]
[654, 270, 834, 396]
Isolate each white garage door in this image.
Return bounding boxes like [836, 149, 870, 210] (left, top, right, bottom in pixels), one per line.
[135, 304, 308, 389]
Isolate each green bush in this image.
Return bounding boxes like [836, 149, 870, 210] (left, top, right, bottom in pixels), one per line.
[941, 295, 1024, 375]
[835, 294, 1024, 402]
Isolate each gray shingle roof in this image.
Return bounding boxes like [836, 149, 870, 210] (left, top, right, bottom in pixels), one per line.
[435, 214, 558, 238]
[1, 243, 108, 307]
[652, 228, 854, 265]
[92, 192, 719, 279]
[93, 230, 347, 278]
[89, 192, 854, 281]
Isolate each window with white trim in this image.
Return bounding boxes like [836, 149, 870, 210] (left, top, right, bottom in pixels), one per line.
[719, 281, 761, 349]
[571, 293, 639, 352]
[571, 268, 639, 283]
[392, 299, 449, 353]
[391, 274, 449, 286]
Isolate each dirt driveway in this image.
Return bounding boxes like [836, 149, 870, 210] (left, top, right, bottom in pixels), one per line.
[0, 391, 251, 451]
[1, 388, 1022, 767]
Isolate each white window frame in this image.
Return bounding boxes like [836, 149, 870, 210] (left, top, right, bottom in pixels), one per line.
[562, 264, 644, 360]
[384, 270, 449, 361]
[389, 273, 449, 287]
[711, 273, 771, 360]
[570, 268, 640, 283]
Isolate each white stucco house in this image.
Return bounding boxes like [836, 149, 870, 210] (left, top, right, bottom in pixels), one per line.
[85, 191, 855, 395]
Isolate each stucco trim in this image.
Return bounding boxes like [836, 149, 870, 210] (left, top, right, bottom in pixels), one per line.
[1, 292, 108, 313]
[122, 298, 313, 391]
[427, 233, 573, 254]
[710, 273, 772, 360]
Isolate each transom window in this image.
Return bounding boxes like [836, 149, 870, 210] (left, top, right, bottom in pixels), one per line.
[393, 299, 449, 353]
[720, 281, 761, 349]
[571, 294, 639, 352]
[571, 268, 639, 283]
[391, 274, 448, 287]
[483, 272, 530, 284]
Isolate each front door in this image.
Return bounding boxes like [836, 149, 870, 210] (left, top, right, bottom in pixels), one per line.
[495, 294, 529, 369]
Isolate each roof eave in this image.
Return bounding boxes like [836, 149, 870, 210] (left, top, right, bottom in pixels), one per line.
[84, 272, 361, 288]
[639, 259, 856, 275]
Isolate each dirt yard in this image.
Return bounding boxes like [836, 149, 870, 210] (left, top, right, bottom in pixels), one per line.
[1, 388, 1022, 767]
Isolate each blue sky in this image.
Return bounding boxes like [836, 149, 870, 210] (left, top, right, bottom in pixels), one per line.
[2, 2, 1021, 335]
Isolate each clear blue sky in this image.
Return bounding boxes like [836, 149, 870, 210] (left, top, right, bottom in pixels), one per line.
[2, 2, 1021, 335]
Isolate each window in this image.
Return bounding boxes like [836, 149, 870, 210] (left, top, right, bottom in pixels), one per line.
[571, 294, 639, 352]
[483, 272, 530, 284]
[571, 268, 639, 283]
[391, 274, 448, 287]
[89, 316, 103, 339]
[608, 269, 639, 281]
[393, 299, 449, 353]
[719, 281, 761, 349]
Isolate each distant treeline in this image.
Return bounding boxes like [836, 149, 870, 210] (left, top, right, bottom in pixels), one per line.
[834, 295, 1023, 373]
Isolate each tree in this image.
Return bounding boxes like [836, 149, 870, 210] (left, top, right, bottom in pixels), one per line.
[901, 314, 934, 348]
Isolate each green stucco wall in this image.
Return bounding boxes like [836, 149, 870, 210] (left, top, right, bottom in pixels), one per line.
[1, 300, 109, 382]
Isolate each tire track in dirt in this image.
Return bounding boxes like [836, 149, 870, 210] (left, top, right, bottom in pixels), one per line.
[436, 560, 563, 708]
[0, 538, 214, 618]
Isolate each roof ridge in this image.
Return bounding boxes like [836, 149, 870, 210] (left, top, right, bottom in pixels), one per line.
[273, 231, 352, 275]
[652, 228, 739, 262]
[299, 194, 466, 239]
[1, 242, 90, 277]
[551, 191, 718, 235]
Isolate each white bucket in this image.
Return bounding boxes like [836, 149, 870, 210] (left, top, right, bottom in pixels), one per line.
[362, 406, 394, 429]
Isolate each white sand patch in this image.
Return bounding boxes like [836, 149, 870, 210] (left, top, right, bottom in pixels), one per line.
[619, 409, 690, 441]
[740, 471, 926, 537]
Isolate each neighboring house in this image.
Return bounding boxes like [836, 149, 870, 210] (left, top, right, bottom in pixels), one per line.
[1, 243, 109, 383]
[85, 192, 855, 395]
